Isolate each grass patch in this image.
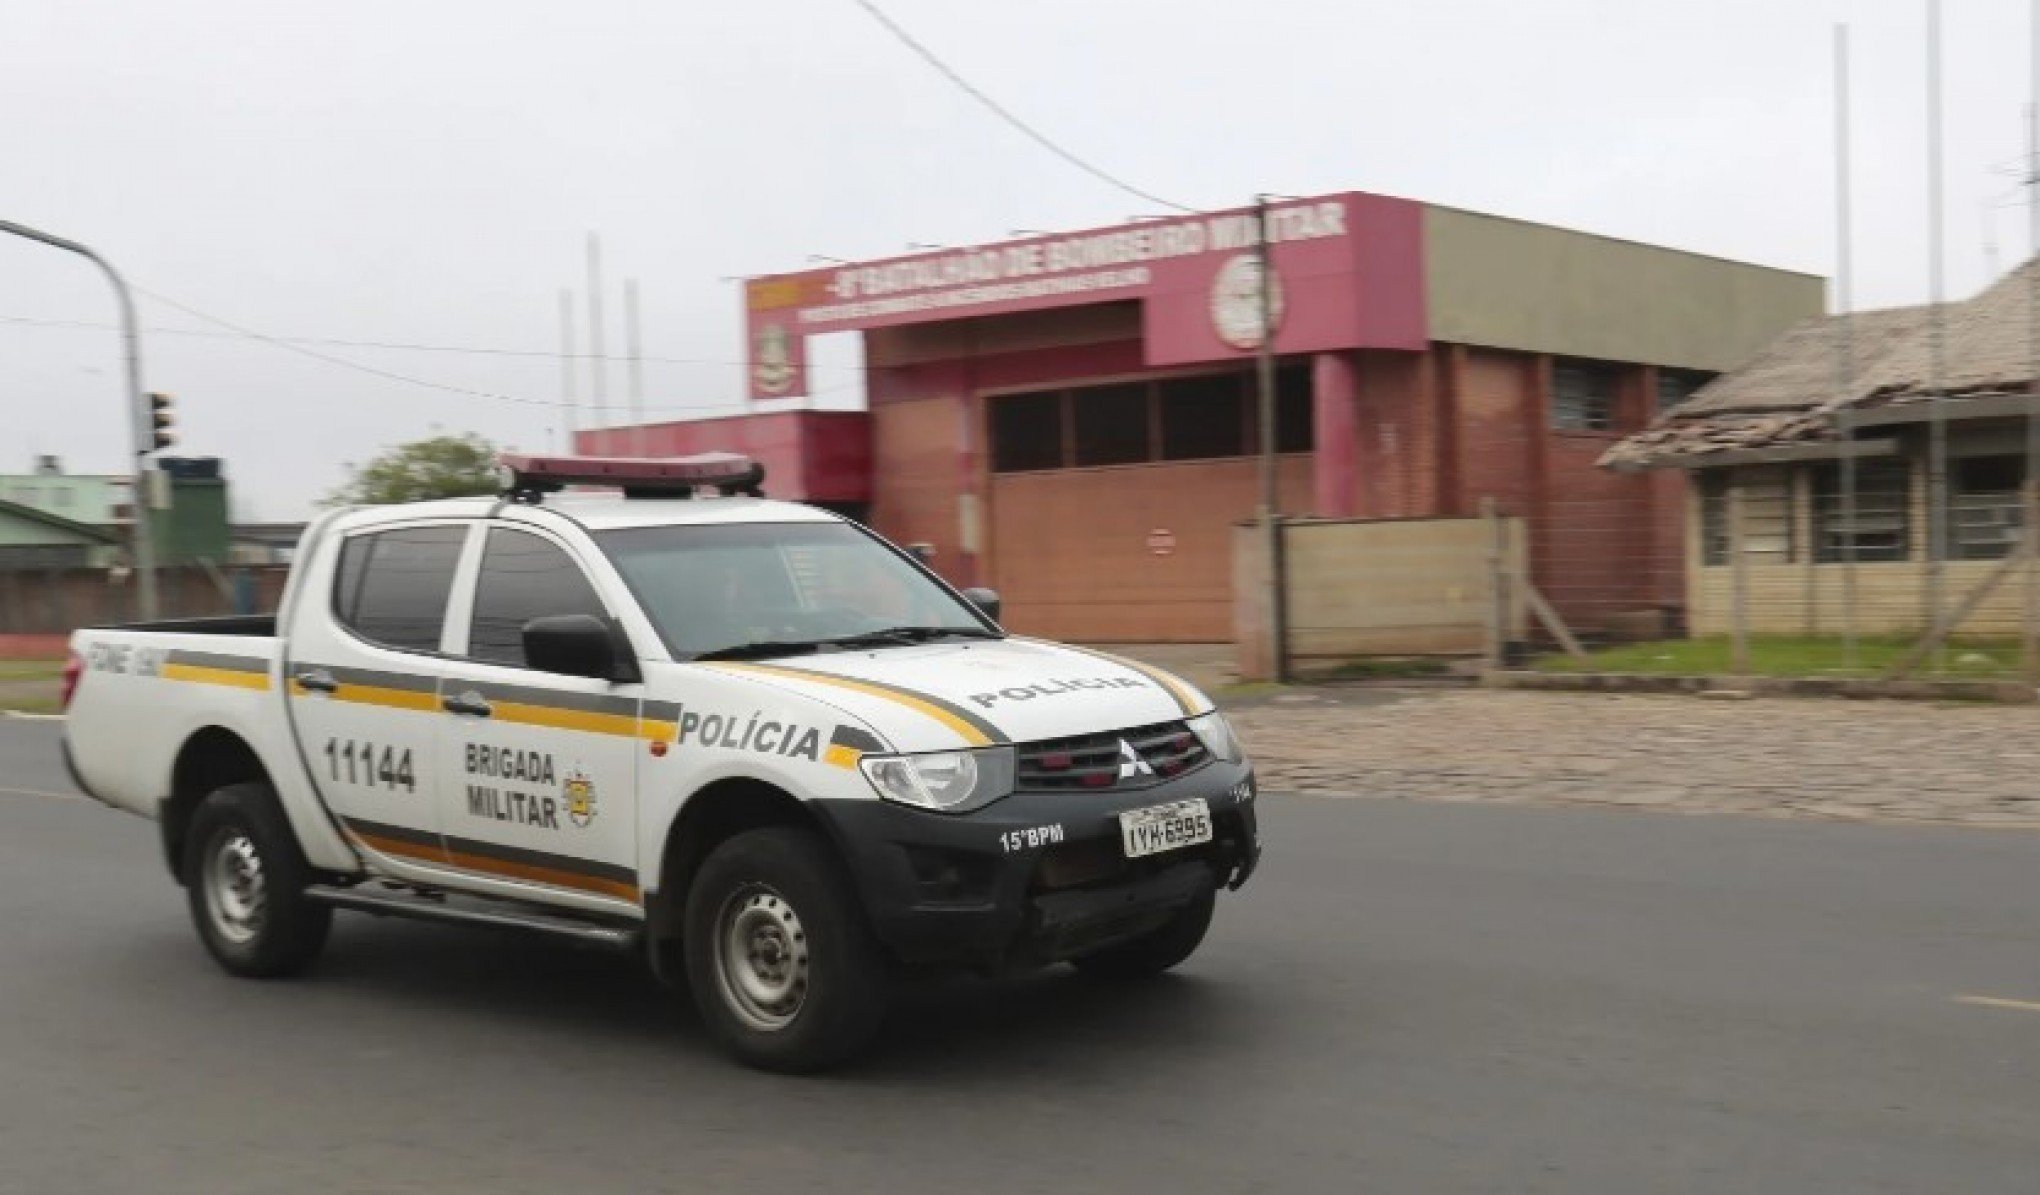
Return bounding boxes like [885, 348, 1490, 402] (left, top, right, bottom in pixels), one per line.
[1300, 657, 1453, 681]
[1530, 636, 2026, 679]
[0, 695, 60, 715]
[0, 660, 63, 681]
[1213, 681, 1287, 702]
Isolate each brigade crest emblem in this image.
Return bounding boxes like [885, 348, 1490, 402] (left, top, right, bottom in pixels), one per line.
[563, 770, 597, 828]
[753, 322, 796, 396]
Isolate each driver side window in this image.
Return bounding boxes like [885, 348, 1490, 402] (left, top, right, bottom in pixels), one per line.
[467, 528, 608, 668]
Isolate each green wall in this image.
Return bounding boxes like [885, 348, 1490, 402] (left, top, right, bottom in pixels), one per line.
[153, 479, 230, 565]
[0, 507, 99, 548]
[1423, 206, 1825, 371]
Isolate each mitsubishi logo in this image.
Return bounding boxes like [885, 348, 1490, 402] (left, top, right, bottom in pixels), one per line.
[1116, 738, 1154, 782]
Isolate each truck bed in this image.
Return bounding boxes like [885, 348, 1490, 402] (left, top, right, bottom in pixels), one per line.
[100, 615, 278, 637]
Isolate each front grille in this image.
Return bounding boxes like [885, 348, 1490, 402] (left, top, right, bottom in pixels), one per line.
[1015, 719, 1210, 792]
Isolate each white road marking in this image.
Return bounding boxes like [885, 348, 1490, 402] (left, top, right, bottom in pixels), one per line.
[0, 785, 83, 804]
[1953, 994, 2040, 1015]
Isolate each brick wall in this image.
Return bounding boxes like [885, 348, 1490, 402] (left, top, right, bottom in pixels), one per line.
[0, 565, 289, 635]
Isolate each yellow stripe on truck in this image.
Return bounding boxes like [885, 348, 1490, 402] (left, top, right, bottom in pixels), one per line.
[288, 679, 440, 713]
[161, 663, 271, 691]
[487, 700, 641, 739]
[702, 662, 998, 748]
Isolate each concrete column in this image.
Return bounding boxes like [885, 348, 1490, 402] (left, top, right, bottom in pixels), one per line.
[1311, 351, 1360, 518]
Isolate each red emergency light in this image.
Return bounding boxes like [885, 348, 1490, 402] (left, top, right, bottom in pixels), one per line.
[497, 452, 766, 501]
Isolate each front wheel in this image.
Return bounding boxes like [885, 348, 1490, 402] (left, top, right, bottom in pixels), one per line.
[683, 827, 889, 1072]
[183, 782, 332, 978]
[1069, 888, 1215, 980]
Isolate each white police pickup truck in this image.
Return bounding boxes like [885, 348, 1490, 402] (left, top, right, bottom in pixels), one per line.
[62, 453, 1259, 1070]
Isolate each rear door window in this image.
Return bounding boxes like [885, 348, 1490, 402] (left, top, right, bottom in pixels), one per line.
[333, 526, 467, 653]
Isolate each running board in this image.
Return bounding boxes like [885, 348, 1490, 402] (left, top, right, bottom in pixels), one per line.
[305, 884, 642, 951]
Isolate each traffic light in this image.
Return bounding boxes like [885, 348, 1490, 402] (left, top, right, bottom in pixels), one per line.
[147, 392, 174, 451]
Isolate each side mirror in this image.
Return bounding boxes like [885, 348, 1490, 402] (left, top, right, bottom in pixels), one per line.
[522, 614, 641, 683]
[962, 587, 1001, 625]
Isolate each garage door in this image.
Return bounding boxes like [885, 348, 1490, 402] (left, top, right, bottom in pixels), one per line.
[983, 368, 1315, 642]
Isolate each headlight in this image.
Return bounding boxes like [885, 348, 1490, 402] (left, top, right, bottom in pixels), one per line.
[859, 747, 1016, 813]
[1184, 711, 1243, 763]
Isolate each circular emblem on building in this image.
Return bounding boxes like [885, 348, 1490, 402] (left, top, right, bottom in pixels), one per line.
[1209, 253, 1284, 350]
[752, 322, 796, 395]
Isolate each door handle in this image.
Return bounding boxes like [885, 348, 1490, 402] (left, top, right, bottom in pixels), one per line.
[442, 691, 493, 718]
[293, 669, 338, 694]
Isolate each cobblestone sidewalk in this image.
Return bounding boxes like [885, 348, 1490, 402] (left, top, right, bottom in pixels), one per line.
[1227, 688, 2040, 827]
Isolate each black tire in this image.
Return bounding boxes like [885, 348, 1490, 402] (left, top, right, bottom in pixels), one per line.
[182, 781, 332, 978]
[683, 827, 889, 1073]
[1069, 888, 1216, 980]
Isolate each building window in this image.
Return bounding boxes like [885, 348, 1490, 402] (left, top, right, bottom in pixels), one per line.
[1656, 368, 1715, 415]
[1552, 360, 1620, 431]
[1741, 467, 1794, 562]
[992, 361, 1312, 471]
[1700, 467, 1795, 565]
[1070, 383, 1151, 467]
[1949, 455, 2025, 560]
[1812, 458, 1910, 563]
[1239, 364, 1314, 454]
[1276, 362, 1314, 452]
[1158, 373, 1247, 460]
[989, 391, 1066, 472]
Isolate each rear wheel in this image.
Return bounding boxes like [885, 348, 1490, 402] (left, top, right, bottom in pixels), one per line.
[183, 782, 331, 978]
[683, 827, 888, 1072]
[1069, 888, 1215, 980]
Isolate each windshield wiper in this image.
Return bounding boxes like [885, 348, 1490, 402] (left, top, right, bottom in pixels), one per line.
[822, 626, 1001, 648]
[691, 640, 830, 662]
[692, 626, 998, 662]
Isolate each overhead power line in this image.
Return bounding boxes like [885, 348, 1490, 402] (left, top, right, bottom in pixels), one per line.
[3, 290, 862, 413]
[0, 311, 832, 371]
[128, 285, 601, 411]
[848, 0, 1196, 214]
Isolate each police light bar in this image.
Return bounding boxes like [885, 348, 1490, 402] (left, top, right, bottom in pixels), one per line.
[497, 452, 766, 500]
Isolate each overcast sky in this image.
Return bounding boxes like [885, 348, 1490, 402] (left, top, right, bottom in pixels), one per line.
[2, 0, 2033, 519]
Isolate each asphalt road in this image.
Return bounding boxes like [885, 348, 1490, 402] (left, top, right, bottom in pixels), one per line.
[3, 717, 2039, 1193]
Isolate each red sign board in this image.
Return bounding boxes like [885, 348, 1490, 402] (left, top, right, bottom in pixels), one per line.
[743, 191, 1427, 401]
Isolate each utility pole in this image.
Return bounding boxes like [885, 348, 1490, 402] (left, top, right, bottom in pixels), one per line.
[1253, 195, 1287, 682]
[586, 233, 608, 430]
[625, 278, 646, 458]
[2025, 0, 2040, 682]
[1926, 0, 1949, 662]
[558, 289, 578, 452]
[1835, 24, 1859, 671]
[0, 219, 157, 620]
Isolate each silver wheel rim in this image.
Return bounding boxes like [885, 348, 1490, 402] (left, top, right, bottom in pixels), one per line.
[204, 831, 268, 945]
[712, 884, 810, 1032]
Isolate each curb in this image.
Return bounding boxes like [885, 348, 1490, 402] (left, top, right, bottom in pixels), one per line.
[1481, 671, 2039, 705]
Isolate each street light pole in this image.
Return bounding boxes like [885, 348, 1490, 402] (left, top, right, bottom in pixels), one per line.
[1253, 195, 1287, 682]
[0, 218, 157, 620]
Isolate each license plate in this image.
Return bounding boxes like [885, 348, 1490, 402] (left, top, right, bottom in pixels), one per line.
[1118, 798, 1214, 859]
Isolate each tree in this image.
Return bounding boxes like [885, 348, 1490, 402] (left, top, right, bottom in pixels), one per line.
[325, 433, 501, 506]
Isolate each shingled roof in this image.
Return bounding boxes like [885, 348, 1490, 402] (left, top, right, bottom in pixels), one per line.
[1602, 257, 2040, 470]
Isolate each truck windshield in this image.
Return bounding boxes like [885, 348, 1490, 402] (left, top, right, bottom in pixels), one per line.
[594, 521, 996, 660]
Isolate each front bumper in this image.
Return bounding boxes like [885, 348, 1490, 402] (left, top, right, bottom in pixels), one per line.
[813, 760, 1260, 970]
